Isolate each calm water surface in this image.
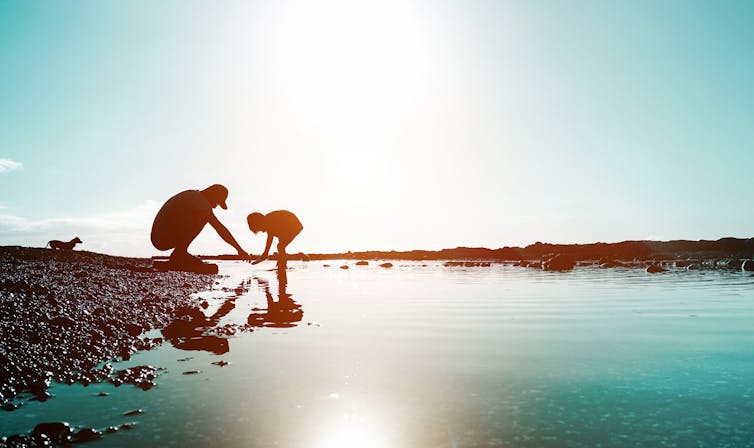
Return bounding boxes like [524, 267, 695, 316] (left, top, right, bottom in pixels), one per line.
[4, 261, 754, 447]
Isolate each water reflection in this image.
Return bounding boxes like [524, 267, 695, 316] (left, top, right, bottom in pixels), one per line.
[162, 258, 303, 354]
[248, 260, 303, 328]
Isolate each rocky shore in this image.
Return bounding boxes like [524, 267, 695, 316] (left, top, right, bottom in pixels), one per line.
[0, 246, 214, 413]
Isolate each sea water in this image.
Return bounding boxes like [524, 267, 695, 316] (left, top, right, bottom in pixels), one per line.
[3, 261, 754, 447]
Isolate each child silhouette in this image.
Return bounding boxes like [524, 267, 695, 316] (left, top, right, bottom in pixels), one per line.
[247, 210, 303, 265]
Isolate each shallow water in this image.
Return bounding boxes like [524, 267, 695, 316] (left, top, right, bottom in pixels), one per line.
[4, 261, 754, 447]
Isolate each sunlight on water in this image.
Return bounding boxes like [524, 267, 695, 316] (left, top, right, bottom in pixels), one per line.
[313, 415, 385, 448]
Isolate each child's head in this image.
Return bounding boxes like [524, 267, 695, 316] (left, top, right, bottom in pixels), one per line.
[247, 212, 265, 233]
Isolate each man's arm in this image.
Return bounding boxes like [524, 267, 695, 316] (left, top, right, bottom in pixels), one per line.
[208, 213, 248, 259]
[252, 233, 274, 265]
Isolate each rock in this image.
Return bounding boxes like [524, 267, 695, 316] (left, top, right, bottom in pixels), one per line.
[646, 264, 668, 273]
[743, 260, 754, 272]
[379, 263, 393, 268]
[49, 315, 75, 327]
[340, 265, 349, 269]
[123, 409, 143, 416]
[32, 422, 72, 444]
[72, 427, 101, 442]
[355, 261, 369, 266]
[542, 254, 575, 271]
[124, 323, 143, 337]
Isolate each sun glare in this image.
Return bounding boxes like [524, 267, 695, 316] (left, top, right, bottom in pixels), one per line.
[314, 417, 386, 448]
[262, 0, 441, 139]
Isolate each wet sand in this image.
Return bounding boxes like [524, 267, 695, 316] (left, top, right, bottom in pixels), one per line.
[0, 247, 214, 413]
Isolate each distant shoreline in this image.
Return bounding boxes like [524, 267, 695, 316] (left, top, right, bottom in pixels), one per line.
[168, 237, 754, 263]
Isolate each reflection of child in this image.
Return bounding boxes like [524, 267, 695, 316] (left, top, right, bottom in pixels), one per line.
[247, 210, 303, 265]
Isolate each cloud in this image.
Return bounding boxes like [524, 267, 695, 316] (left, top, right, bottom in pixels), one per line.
[0, 158, 22, 173]
[0, 201, 161, 256]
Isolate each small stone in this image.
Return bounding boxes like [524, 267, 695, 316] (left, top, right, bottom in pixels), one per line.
[73, 427, 101, 442]
[646, 264, 669, 273]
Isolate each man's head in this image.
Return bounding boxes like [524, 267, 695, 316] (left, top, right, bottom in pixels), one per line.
[202, 184, 229, 209]
[247, 212, 265, 233]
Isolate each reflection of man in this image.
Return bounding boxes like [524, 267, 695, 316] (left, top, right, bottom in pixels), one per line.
[151, 184, 249, 272]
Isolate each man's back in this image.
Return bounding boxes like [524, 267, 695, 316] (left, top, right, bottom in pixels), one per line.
[151, 190, 213, 250]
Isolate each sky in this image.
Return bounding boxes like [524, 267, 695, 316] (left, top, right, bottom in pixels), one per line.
[1, 0, 753, 257]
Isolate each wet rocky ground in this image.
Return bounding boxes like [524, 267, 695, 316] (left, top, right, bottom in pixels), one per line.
[0, 246, 216, 445]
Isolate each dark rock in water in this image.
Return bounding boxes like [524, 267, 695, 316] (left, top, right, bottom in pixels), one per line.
[355, 260, 369, 266]
[72, 427, 101, 442]
[211, 360, 230, 367]
[379, 262, 393, 268]
[743, 260, 754, 272]
[96, 392, 109, 397]
[183, 370, 201, 375]
[340, 265, 349, 269]
[2, 402, 21, 411]
[120, 423, 136, 430]
[112, 366, 160, 390]
[323, 264, 331, 268]
[646, 264, 669, 273]
[123, 409, 143, 416]
[542, 254, 575, 271]
[32, 422, 72, 444]
[686, 264, 701, 270]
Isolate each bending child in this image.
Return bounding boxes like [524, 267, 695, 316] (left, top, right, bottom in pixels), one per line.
[247, 210, 303, 265]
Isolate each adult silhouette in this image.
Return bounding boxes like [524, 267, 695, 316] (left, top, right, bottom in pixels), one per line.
[151, 184, 249, 273]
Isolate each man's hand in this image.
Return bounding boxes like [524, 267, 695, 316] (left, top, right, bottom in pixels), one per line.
[236, 248, 251, 262]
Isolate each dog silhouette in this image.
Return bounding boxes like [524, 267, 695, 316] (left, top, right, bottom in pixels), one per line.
[47, 237, 83, 250]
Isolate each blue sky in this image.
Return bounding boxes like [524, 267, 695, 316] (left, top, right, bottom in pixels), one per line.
[1, 0, 753, 256]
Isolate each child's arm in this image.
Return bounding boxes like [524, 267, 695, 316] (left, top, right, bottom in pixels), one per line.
[252, 233, 274, 265]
